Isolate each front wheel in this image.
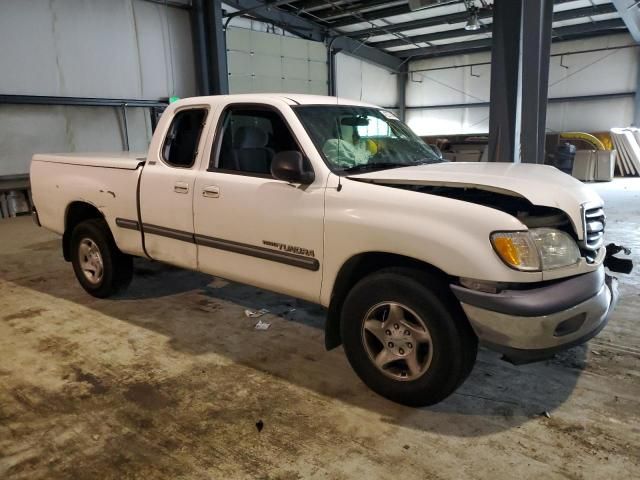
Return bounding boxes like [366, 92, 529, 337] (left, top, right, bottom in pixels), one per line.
[340, 268, 477, 406]
[70, 218, 133, 298]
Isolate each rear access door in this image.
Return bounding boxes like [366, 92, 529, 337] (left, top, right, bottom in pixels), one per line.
[138, 105, 211, 270]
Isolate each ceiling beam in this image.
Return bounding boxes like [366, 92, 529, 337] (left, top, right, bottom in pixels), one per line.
[315, 1, 408, 22]
[289, 0, 355, 14]
[402, 38, 492, 59]
[329, 36, 404, 70]
[349, 7, 488, 39]
[223, 1, 403, 71]
[338, 0, 607, 33]
[140, 0, 192, 9]
[369, 3, 617, 50]
[329, 3, 413, 27]
[396, 18, 627, 59]
[372, 25, 489, 50]
[552, 18, 626, 41]
[612, 0, 640, 43]
[224, 0, 325, 40]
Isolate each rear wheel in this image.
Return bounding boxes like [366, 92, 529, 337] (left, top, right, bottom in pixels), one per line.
[70, 218, 133, 298]
[340, 268, 477, 406]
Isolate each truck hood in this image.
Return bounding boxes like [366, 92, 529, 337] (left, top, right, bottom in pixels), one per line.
[347, 162, 603, 235]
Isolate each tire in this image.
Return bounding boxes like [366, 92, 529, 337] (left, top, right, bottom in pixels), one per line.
[70, 218, 133, 298]
[340, 268, 477, 407]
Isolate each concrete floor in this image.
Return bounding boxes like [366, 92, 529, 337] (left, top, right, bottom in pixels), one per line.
[1, 179, 639, 480]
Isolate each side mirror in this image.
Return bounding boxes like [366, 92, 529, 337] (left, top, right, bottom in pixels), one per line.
[271, 151, 315, 184]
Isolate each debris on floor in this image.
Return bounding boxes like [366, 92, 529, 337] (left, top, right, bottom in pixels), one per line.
[245, 308, 269, 318]
[254, 319, 271, 330]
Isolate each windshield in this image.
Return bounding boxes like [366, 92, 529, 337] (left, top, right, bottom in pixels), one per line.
[294, 105, 444, 174]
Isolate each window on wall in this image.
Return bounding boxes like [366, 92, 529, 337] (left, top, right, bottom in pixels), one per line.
[162, 108, 207, 168]
[212, 107, 299, 176]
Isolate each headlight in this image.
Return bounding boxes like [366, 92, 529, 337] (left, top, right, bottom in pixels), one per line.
[530, 228, 581, 269]
[491, 228, 581, 271]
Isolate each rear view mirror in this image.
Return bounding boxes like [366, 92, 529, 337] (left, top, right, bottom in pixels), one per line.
[341, 116, 369, 127]
[271, 151, 315, 185]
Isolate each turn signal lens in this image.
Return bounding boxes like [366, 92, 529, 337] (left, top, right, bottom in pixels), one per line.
[491, 232, 541, 271]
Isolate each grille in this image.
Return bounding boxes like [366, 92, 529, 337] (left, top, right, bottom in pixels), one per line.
[582, 207, 605, 252]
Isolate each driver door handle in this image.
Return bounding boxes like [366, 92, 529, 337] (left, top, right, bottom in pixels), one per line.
[202, 186, 220, 198]
[174, 182, 189, 194]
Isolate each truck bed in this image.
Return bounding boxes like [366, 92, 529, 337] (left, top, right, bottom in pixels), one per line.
[30, 153, 146, 257]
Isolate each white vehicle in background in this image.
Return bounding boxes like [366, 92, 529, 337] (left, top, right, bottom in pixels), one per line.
[30, 94, 619, 406]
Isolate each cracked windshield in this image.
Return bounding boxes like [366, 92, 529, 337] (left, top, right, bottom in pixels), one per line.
[294, 105, 444, 174]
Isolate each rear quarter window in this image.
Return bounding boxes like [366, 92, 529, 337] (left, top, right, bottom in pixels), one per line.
[162, 108, 207, 168]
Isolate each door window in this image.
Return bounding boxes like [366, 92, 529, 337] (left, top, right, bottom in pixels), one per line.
[212, 107, 299, 176]
[162, 108, 207, 168]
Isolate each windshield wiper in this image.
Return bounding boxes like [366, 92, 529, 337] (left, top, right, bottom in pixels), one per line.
[341, 162, 409, 174]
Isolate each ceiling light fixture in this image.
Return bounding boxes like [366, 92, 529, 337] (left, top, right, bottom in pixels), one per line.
[465, 11, 481, 31]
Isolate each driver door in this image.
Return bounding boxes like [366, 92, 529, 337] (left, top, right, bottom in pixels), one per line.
[193, 103, 325, 302]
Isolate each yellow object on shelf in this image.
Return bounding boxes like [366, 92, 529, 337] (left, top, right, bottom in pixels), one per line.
[559, 132, 606, 151]
[592, 132, 613, 150]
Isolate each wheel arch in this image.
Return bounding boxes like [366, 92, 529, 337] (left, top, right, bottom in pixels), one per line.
[324, 252, 453, 350]
[63, 201, 105, 261]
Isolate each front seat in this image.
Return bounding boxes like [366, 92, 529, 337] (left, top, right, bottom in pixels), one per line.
[233, 126, 274, 174]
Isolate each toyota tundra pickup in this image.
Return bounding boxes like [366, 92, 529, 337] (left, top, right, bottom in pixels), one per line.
[30, 94, 619, 406]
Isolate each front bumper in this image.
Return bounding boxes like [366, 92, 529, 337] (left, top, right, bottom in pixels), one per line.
[451, 267, 618, 364]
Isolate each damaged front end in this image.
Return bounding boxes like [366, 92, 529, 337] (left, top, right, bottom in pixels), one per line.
[404, 184, 633, 275]
[347, 164, 632, 362]
[400, 186, 630, 364]
[368, 181, 636, 274]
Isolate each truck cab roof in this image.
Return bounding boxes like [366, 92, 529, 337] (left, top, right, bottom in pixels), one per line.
[171, 93, 380, 109]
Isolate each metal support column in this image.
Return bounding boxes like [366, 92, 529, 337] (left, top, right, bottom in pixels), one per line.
[488, 0, 553, 163]
[328, 44, 340, 97]
[191, 0, 228, 95]
[635, 50, 640, 126]
[520, 0, 553, 164]
[397, 63, 408, 122]
[191, 0, 210, 95]
[488, 0, 522, 163]
[612, 0, 640, 126]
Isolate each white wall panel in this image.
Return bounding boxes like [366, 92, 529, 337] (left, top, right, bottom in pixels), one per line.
[549, 32, 634, 98]
[405, 33, 637, 136]
[0, 0, 196, 99]
[407, 51, 491, 108]
[406, 106, 490, 136]
[226, 27, 328, 95]
[0, 0, 195, 176]
[335, 53, 398, 107]
[547, 97, 635, 133]
[0, 105, 150, 177]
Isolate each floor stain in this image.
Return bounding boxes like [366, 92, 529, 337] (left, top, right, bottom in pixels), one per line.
[123, 382, 173, 410]
[3, 308, 47, 322]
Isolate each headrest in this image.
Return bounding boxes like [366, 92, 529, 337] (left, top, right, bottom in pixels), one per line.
[234, 126, 268, 148]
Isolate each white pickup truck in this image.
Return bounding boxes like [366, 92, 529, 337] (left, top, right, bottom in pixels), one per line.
[31, 94, 619, 406]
